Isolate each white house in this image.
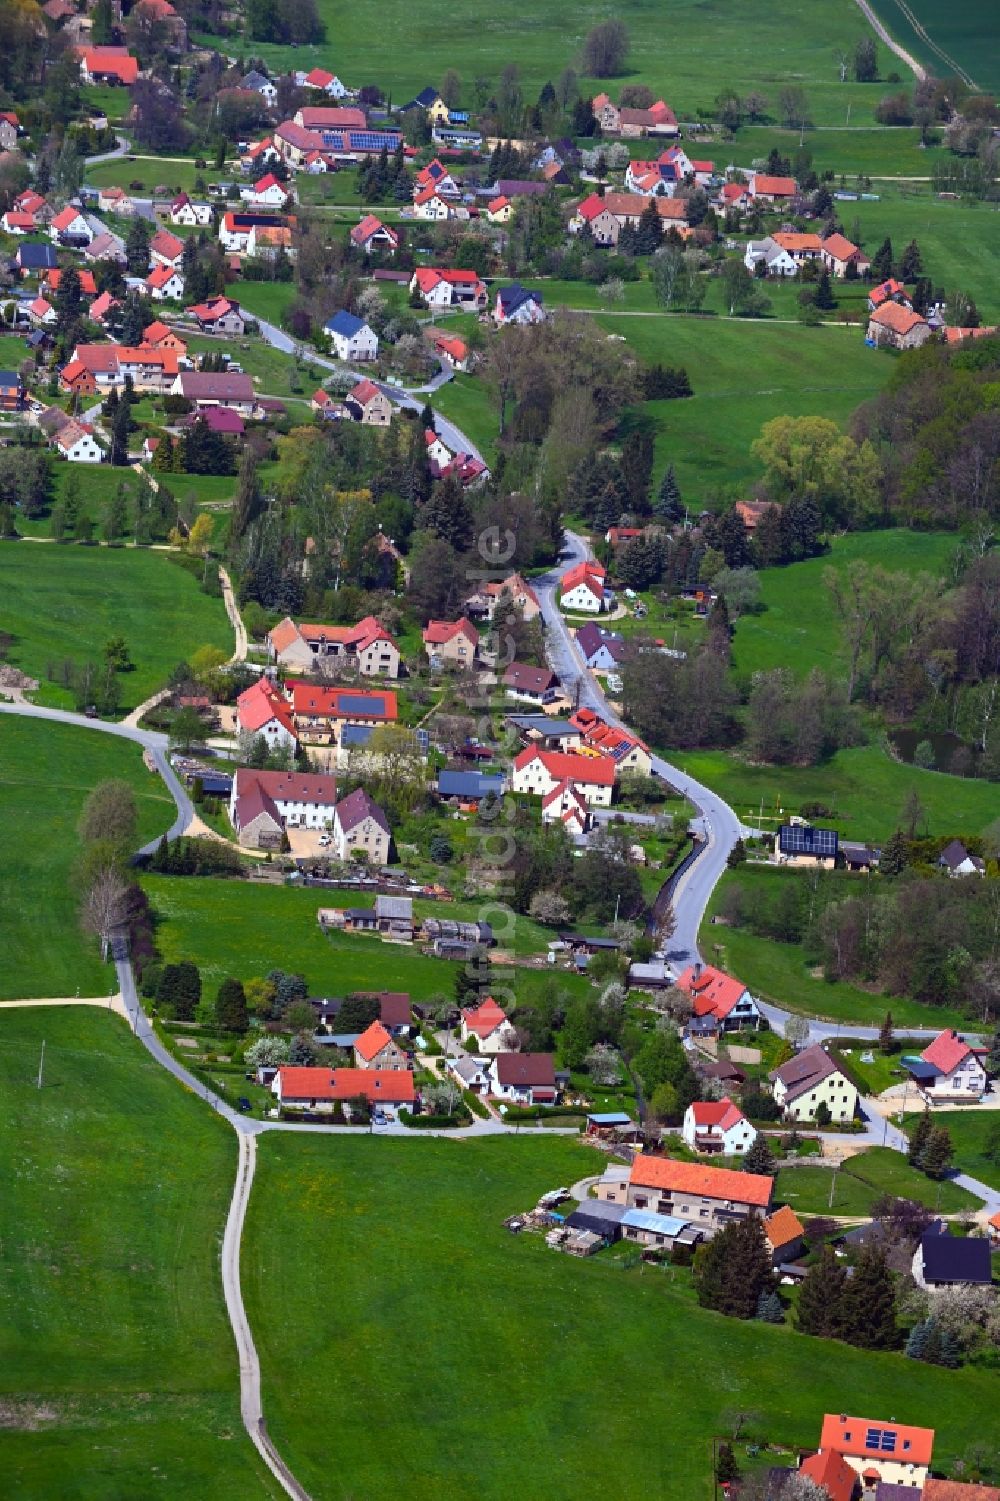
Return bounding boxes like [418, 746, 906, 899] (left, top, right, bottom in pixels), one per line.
[743, 237, 798, 277]
[937, 839, 986, 877]
[682, 1099, 757, 1155]
[511, 747, 615, 806]
[906, 1030, 987, 1102]
[145, 265, 185, 300]
[329, 786, 392, 865]
[540, 779, 591, 835]
[170, 195, 213, 226]
[324, 309, 378, 362]
[49, 205, 91, 243]
[488, 1052, 557, 1105]
[55, 420, 103, 463]
[241, 172, 291, 209]
[769, 1045, 859, 1124]
[675, 963, 764, 1034]
[460, 996, 517, 1054]
[229, 768, 338, 834]
[559, 559, 607, 613]
[235, 677, 298, 752]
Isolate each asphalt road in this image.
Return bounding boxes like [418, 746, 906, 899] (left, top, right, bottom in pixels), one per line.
[253, 317, 482, 462]
[534, 531, 749, 973]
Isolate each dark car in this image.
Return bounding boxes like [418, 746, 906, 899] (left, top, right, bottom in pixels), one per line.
[236, 1096, 253, 1113]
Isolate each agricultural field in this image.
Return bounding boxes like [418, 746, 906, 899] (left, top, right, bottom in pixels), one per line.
[724, 124, 945, 178]
[15, 465, 239, 542]
[84, 156, 206, 195]
[242, 1133, 998, 1501]
[0, 1008, 277, 1499]
[844, 188, 1000, 320]
[211, 0, 918, 127]
[774, 1146, 979, 1216]
[0, 716, 173, 999]
[868, 0, 1000, 93]
[143, 874, 593, 1007]
[702, 867, 969, 1032]
[733, 530, 958, 680]
[0, 542, 232, 710]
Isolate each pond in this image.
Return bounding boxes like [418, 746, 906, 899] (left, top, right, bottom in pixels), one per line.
[890, 728, 976, 776]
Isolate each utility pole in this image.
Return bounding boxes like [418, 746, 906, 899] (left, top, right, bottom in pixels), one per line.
[36, 1039, 45, 1090]
[828, 1162, 839, 1210]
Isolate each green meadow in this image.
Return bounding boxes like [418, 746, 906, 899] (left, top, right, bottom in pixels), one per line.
[0, 542, 232, 710]
[0, 1007, 277, 1498]
[0, 716, 174, 999]
[242, 1133, 998, 1501]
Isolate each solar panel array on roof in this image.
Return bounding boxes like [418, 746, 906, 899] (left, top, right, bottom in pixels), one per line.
[866, 1429, 897, 1453]
[779, 824, 838, 857]
[339, 693, 388, 715]
[320, 130, 402, 150]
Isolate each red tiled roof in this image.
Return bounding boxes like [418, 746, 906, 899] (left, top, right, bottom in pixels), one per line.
[763, 1204, 804, 1250]
[560, 559, 606, 598]
[351, 213, 398, 246]
[819, 1415, 934, 1466]
[275, 1067, 415, 1104]
[348, 377, 382, 406]
[920, 1029, 972, 1074]
[422, 617, 478, 646]
[233, 767, 335, 805]
[45, 268, 97, 295]
[924, 1481, 1000, 1501]
[353, 1020, 394, 1061]
[51, 205, 85, 231]
[146, 264, 182, 289]
[236, 678, 296, 736]
[630, 1155, 774, 1207]
[288, 682, 398, 721]
[513, 747, 616, 786]
[870, 302, 927, 336]
[868, 278, 907, 307]
[822, 232, 866, 263]
[690, 1098, 746, 1130]
[801, 1449, 857, 1501]
[675, 964, 748, 1019]
[298, 106, 366, 129]
[752, 174, 796, 196]
[461, 996, 509, 1038]
[78, 47, 139, 84]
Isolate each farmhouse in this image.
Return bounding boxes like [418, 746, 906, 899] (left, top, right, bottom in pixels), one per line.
[626, 1156, 773, 1234]
[464, 572, 540, 622]
[560, 559, 607, 613]
[675, 963, 763, 1033]
[268, 615, 400, 676]
[422, 617, 479, 666]
[540, 780, 592, 836]
[229, 768, 337, 846]
[568, 707, 651, 776]
[77, 47, 139, 85]
[748, 173, 797, 203]
[821, 232, 871, 278]
[236, 677, 298, 751]
[170, 194, 213, 226]
[325, 310, 378, 362]
[503, 662, 559, 705]
[272, 1066, 415, 1119]
[511, 747, 615, 805]
[681, 1099, 756, 1156]
[867, 302, 932, 351]
[62, 344, 179, 395]
[763, 1205, 805, 1265]
[769, 1045, 858, 1123]
[816, 1414, 934, 1489]
[289, 682, 398, 742]
[573, 192, 689, 245]
[330, 787, 392, 865]
[903, 1029, 987, 1102]
[53, 420, 103, 463]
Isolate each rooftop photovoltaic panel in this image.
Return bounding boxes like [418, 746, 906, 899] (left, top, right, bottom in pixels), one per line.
[338, 694, 387, 715]
[779, 824, 838, 857]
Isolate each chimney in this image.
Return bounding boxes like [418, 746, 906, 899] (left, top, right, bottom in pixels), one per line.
[693, 962, 702, 979]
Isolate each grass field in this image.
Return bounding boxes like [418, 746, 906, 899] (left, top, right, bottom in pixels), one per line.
[868, 0, 1000, 93]
[224, 281, 297, 329]
[775, 1146, 979, 1216]
[0, 1008, 276, 1499]
[702, 867, 969, 1031]
[84, 157, 205, 195]
[678, 742, 998, 842]
[0, 543, 232, 710]
[242, 1134, 998, 1501]
[15, 466, 240, 540]
[428, 372, 499, 459]
[726, 124, 944, 178]
[220, 0, 916, 128]
[0, 717, 174, 999]
[918, 1113, 1000, 1195]
[734, 530, 957, 679]
[594, 313, 891, 498]
[144, 875, 592, 1006]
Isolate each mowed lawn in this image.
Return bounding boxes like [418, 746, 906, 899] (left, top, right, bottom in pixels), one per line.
[243, 1135, 998, 1501]
[0, 543, 232, 710]
[922, 1113, 1000, 1195]
[17, 466, 239, 540]
[845, 189, 1000, 321]
[595, 314, 891, 497]
[0, 1008, 277, 1500]
[429, 373, 499, 459]
[775, 1147, 979, 1216]
[0, 717, 174, 998]
[702, 868, 969, 1032]
[677, 743, 998, 841]
[233, 0, 906, 126]
[145, 875, 591, 1006]
[734, 531, 957, 679]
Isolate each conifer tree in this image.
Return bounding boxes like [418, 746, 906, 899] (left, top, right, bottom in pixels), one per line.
[879, 1011, 895, 1055]
[899, 239, 923, 279]
[922, 1125, 953, 1179]
[743, 1135, 776, 1177]
[795, 1246, 847, 1337]
[695, 1217, 773, 1319]
[840, 1243, 897, 1349]
[871, 236, 894, 281]
[908, 1108, 932, 1166]
[655, 463, 683, 523]
[215, 977, 249, 1035]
